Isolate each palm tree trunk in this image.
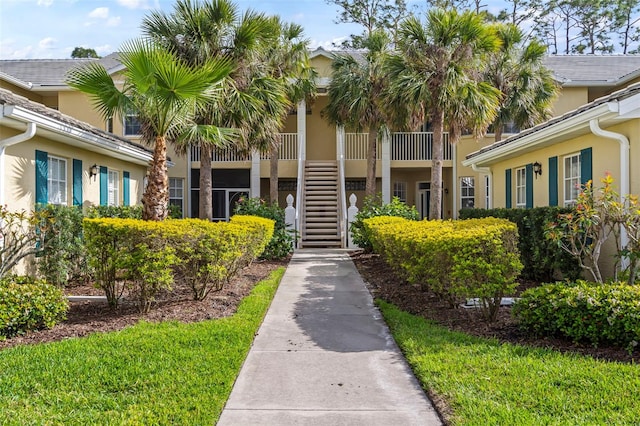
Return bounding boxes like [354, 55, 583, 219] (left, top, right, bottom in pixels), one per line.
[430, 111, 444, 220]
[199, 144, 213, 221]
[494, 125, 503, 142]
[365, 128, 377, 197]
[269, 141, 279, 206]
[142, 135, 169, 221]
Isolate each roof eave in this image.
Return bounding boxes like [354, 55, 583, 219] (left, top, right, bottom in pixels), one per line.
[462, 102, 618, 168]
[1, 104, 152, 166]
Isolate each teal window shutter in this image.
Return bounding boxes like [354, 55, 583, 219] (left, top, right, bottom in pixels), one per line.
[123, 171, 130, 206]
[549, 156, 558, 206]
[580, 147, 592, 185]
[72, 159, 82, 206]
[35, 150, 48, 205]
[100, 166, 108, 206]
[525, 163, 533, 208]
[505, 169, 512, 208]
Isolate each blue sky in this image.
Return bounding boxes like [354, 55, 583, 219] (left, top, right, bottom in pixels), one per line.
[0, 0, 364, 59]
[0, 0, 505, 59]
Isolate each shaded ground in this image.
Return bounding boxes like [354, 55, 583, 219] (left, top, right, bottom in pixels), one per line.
[0, 259, 288, 351]
[349, 251, 638, 364]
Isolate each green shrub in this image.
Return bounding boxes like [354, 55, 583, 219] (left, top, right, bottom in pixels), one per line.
[0, 206, 46, 279]
[366, 217, 522, 321]
[460, 206, 580, 282]
[351, 196, 419, 252]
[513, 281, 640, 350]
[83, 218, 177, 312]
[36, 205, 88, 287]
[0, 275, 68, 338]
[233, 198, 291, 260]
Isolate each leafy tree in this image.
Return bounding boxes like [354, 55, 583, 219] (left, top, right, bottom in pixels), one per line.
[261, 17, 317, 205]
[613, 0, 640, 53]
[71, 47, 99, 58]
[570, 0, 615, 54]
[326, 0, 410, 47]
[384, 9, 500, 220]
[142, 0, 275, 220]
[66, 39, 231, 221]
[484, 24, 558, 142]
[323, 30, 390, 197]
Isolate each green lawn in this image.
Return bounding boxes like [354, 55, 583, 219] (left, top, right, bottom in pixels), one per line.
[378, 300, 640, 426]
[0, 267, 284, 425]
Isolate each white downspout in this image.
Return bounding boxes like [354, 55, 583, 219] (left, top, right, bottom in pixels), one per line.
[472, 164, 492, 209]
[589, 118, 630, 265]
[0, 122, 37, 205]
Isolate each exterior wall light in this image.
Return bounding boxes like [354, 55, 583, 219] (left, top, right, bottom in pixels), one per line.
[89, 164, 99, 180]
[533, 161, 542, 179]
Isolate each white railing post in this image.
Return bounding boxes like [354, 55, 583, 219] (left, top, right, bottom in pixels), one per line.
[337, 125, 347, 247]
[250, 149, 260, 199]
[381, 128, 391, 203]
[295, 99, 306, 249]
[348, 193, 359, 248]
[285, 194, 296, 250]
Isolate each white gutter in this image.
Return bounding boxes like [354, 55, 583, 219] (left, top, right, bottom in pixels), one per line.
[0, 122, 37, 204]
[589, 118, 630, 263]
[463, 103, 617, 168]
[0, 71, 33, 90]
[3, 105, 152, 165]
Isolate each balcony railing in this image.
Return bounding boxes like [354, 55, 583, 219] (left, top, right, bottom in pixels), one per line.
[190, 132, 452, 162]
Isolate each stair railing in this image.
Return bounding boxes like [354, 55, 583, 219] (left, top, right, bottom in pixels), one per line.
[337, 126, 347, 247]
[295, 145, 306, 249]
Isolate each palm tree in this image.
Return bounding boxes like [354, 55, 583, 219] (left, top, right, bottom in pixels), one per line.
[323, 30, 391, 197]
[485, 24, 559, 142]
[66, 39, 231, 220]
[261, 17, 317, 205]
[142, 0, 274, 220]
[384, 9, 501, 219]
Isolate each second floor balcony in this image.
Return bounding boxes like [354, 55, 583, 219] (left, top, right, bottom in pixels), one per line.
[189, 132, 452, 163]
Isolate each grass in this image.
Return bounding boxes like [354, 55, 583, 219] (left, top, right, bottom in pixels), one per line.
[0, 267, 284, 425]
[377, 300, 640, 426]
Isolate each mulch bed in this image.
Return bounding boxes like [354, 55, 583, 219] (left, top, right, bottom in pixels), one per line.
[0, 259, 288, 351]
[2, 252, 637, 365]
[349, 250, 639, 364]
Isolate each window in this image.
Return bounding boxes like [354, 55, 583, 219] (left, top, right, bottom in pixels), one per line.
[564, 154, 581, 206]
[108, 170, 120, 206]
[515, 167, 526, 208]
[48, 156, 67, 205]
[124, 110, 142, 136]
[460, 177, 475, 208]
[484, 175, 491, 209]
[169, 177, 184, 217]
[393, 181, 407, 203]
[106, 117, 113, 133]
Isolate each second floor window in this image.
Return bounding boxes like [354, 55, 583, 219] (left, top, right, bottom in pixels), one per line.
[124, 111, 142, 136]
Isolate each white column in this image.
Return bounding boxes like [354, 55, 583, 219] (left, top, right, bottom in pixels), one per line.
[250, 149, 260, 198]
[381, 128, 391, 203]
[297, 100, 306, 162]
[452, 142, 457, 219]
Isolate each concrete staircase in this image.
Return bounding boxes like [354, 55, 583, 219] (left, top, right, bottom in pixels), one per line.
[300, 161, 342, 248]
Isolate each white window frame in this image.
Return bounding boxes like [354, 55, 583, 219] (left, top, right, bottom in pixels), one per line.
[460, 176, 475, 209]
[393, 181, 407, 203]
[484, 175, 491, 209]
[47, 155, 67, 205]
[108, 170, 120, 206]
[564, 153, 581, 207]
[169, 177, 185, 217]
[123, 110, 142, 136]
[515, 167, 526, 208]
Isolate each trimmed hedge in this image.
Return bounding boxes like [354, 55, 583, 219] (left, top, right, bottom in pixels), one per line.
[459, 207, 581, 282]
[233, 198, 292, 260]
[513, 281, 640, 350]
[83, 216, 274, 308]
[0, 276, 68, 338]
[366, 217, 522, 321]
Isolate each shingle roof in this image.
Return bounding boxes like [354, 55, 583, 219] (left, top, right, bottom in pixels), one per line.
[543, 55, 640, 84]
[466, 82, 640, 160]
[0, 87, 151, 155]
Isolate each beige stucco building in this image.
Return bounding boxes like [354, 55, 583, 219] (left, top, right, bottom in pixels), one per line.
[2, 52, 640, 250]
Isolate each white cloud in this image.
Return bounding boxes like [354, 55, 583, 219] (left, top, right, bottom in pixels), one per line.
[37, 0, 53, 6]
[89, 7, 109, 19]
[107, 16, 121, 27]
[117, 0, 151, 9]
[38, 37, 56, 50]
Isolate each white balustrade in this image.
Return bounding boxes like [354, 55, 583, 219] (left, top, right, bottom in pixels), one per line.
[390, 132, 452, 161]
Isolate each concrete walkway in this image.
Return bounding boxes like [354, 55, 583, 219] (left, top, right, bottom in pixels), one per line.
[217, 249, 442, 425]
